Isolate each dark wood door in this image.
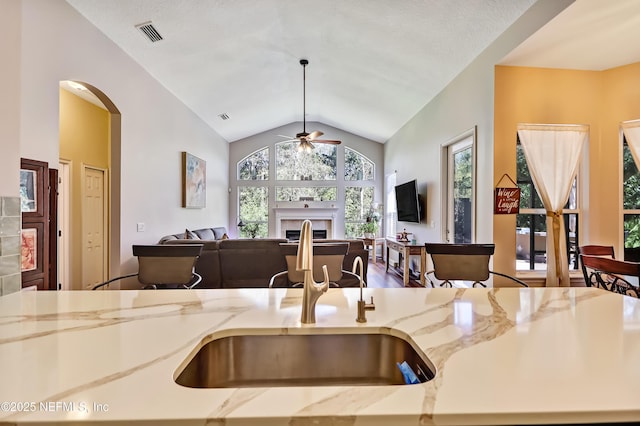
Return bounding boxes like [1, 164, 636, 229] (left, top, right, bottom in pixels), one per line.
[20, 158, 52, 290]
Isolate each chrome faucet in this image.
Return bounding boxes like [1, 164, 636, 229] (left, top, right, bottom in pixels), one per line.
[352, 256, 375, 323]
[298, 220, 330, 324]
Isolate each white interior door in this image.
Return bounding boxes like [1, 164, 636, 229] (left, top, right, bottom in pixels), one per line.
[82, 165, 107, 289]
[445, 131, 475, 243]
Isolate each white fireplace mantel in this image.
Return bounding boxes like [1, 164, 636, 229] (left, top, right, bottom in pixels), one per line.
[274, 207, 339, 239]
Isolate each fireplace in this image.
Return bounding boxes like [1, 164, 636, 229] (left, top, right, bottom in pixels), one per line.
[286, 229, 327, 241]
[274, 207, 338, 239]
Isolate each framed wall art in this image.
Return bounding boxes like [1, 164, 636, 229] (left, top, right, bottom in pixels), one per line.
[21, 228, 38, 272]
[182, 152, 206, 208]
[20, 169, 37, 213]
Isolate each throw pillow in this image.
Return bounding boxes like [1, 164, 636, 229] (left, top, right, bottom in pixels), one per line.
[221, 233, 229, 240]
[185, 228, 199, 240]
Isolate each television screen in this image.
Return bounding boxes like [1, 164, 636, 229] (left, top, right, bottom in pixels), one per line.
[395, 179, 421, 223]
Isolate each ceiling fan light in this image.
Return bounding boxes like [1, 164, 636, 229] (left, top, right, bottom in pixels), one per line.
[297, 143, 304, 152]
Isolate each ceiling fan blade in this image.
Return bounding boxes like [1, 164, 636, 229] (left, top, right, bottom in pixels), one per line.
[312, 139, 342, 145]
[307, 130, 324, 140]
[278, 134, 295, 139]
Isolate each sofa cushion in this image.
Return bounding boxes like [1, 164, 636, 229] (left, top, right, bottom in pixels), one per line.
[218, 239, 288, 288]
[213, 227, 228, 239]
[194, 228, 215, 240]
[185, 228, 200, 239]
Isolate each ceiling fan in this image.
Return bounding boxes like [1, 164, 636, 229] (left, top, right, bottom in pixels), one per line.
[279, 59, 341, 152]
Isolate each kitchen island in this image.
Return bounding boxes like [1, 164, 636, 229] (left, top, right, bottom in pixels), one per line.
[1, 287, 639, 425]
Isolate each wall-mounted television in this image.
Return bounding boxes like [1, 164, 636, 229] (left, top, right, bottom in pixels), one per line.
[395, 179, 422, 223]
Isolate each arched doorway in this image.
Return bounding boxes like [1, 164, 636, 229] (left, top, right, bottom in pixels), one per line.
[58, 80, 121, 290]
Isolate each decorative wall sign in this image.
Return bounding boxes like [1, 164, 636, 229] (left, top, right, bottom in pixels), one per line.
[182, 152, 206, 208]
[494, 174, 520, 214]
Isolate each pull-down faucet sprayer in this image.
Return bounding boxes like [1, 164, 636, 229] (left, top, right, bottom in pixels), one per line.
[298, 220, 330, 324]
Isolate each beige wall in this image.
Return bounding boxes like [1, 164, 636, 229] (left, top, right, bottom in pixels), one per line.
[493, 62, 640, 276]
[384, 0, 573, 278]
[59, 88, 110, 289]
[0, 0, 21, 196]
[2, 0, 229, 283]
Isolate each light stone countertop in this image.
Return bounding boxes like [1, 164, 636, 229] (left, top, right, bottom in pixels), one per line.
[1, 287, 640, 425]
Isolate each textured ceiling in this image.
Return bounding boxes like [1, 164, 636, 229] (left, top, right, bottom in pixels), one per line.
[501, 0, 640, 70]
[65, 0, 537, 142]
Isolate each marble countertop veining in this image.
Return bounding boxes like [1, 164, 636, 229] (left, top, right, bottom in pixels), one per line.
[1, 287, 640, 425]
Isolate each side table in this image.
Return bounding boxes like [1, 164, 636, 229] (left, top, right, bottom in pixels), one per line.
[385, 237, 426, 287]
[361, 237, 385, 263]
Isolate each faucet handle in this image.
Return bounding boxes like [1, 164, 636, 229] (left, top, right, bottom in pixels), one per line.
[366, 296, 375, 311]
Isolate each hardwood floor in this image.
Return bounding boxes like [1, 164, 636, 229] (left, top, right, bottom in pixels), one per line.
[366, 257, 424, 288]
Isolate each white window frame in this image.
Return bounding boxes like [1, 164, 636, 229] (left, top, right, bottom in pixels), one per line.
[441, 127, 476, 243]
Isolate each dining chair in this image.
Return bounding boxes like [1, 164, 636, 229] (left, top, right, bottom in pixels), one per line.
[269, 242, 363, 288]
[92, 244, 203, 290]
[424, 243, 528, 288]
[577, 244, 615, 287]
[578, 252, 640, 298]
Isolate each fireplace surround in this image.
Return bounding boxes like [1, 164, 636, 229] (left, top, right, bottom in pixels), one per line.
[274, 207, 338, 239]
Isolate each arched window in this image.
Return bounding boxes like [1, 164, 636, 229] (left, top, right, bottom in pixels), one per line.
[238, 147, 269, 180]
[275, 142, 337, 181]
[345, 147, 374, 181]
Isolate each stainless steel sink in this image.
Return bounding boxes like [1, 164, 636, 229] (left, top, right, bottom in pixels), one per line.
[175, 331, 435, 388]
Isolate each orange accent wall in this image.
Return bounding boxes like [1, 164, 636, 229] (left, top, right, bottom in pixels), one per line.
[59, 88, 110, 289]
[494, 62, 640, 279]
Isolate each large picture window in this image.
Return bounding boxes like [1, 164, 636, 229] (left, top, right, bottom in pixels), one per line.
[275, 142, 337, 181]
[515, 141, 579, 271]
[344, 186, 374, 238]
[238, 186, 269, 238]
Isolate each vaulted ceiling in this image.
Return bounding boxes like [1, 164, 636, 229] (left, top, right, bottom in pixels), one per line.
[65, 0, 640, 143]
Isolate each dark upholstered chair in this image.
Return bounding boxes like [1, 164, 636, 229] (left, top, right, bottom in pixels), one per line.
[269, 243, 364, 288]
[424, 243, 528, 288]
[92, 244, 203, 290]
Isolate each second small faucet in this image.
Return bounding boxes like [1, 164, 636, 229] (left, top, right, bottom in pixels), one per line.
[352, 256, 375, 323]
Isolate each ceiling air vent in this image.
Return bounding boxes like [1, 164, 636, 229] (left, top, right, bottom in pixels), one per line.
[218, 113, 230, 120]
[135, 21, 163, 43]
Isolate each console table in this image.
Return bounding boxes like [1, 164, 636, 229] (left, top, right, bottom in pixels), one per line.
[385, 238, 426, 287]
[361, 237, 385, 263]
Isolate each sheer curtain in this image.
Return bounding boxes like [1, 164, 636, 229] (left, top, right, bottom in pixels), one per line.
[622, 119, 640, 168]
[517, 124, 588, 287]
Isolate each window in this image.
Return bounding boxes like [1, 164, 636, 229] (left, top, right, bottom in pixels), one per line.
[385, 173, 397, 238]
[344, 186, 374, 238]
[276, 187, 337, 202]
[623, 136, 640, 256]
[238, 186, 268, 238]
[444, 131, 475, 243]
[343, 148, 376, 238]
[275, 142, 337, 181]
[345, 147, 374, 181]
[238, 147, 269, 180]
[515, 140, 579, 271]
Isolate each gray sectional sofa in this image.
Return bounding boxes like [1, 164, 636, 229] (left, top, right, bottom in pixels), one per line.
[158, 227, 368, 289]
